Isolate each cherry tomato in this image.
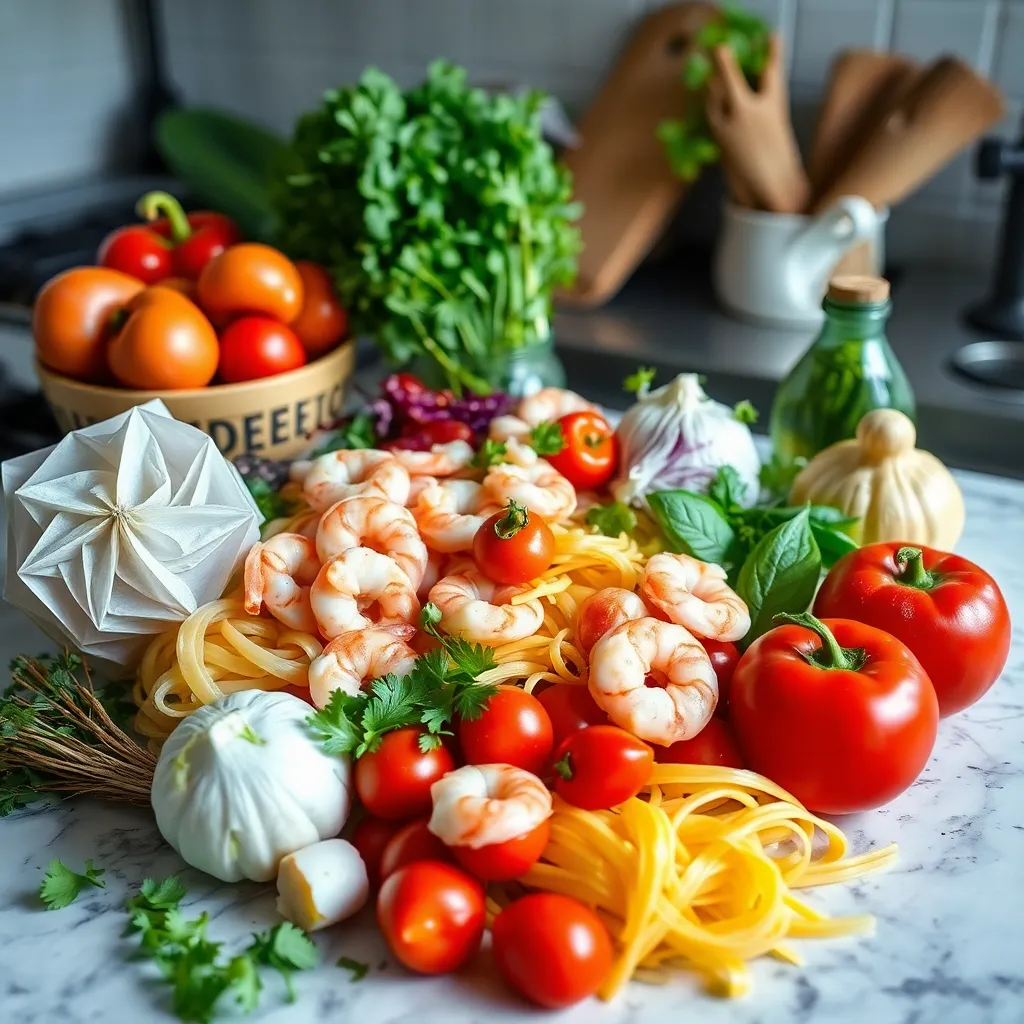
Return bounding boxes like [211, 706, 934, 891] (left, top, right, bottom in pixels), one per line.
[197, 242, 304, 324]
[451, 819, 550, 882]
[377, 860, 485, 974]
[456, 686, 553, 775]
[700, 638, 740, 717]
[98, 225, 172, 285]
[355, 727, 455, 820]
[218, 316, 307, 383]
[350, 816, 404, 889]
[546, 411, 618, 490]
[655, 718, 745, 768]
[535, 684, 608, 751]
[290, 261, 348, 358]
[553, 725, 654, 810]
[473, 500, 555, 586]
[492, 893, 613, 1008]
[379, 818, 452, 881]
[421, 419, 474, 444]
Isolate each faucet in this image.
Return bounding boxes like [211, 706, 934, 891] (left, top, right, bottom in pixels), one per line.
[966, 118, 1024, 340]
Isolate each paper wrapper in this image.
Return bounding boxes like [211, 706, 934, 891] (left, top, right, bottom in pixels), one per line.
[3, 400, 262, 672]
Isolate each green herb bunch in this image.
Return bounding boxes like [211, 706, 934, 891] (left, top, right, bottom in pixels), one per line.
[658, 5, 770, 181]
[274, 61, 581, 394]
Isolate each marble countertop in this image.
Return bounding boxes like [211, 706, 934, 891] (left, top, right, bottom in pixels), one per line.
[2, 466, 1023, 1024]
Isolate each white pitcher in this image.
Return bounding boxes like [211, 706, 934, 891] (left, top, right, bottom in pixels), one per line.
[713, 197, 885, 328]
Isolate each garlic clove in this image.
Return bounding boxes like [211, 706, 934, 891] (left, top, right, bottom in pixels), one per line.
[276, 838, 369, 931]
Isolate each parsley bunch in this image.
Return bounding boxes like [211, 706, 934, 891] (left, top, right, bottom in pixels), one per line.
[307, 605, 498, 756]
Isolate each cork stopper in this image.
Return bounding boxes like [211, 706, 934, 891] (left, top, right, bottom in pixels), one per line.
[827, 275, 891, 304]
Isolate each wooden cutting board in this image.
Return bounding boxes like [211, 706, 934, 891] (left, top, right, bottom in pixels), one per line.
[558, 1, 717, 308]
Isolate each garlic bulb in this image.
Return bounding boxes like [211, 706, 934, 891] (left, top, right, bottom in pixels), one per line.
[790, 409, 965, 549]
[612, 374, 761, 506]
[276, 839, 369, 931]
[151, 690, 352, 883]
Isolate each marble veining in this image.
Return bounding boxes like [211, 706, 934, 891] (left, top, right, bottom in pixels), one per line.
[2, 465, 1023, 1023]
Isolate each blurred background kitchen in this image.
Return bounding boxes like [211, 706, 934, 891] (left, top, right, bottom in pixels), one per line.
[0, 0, 1022, 474]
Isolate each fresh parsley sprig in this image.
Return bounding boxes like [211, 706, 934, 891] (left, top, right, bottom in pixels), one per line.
[624, 366, 657, 396]
[529, 422, 566, 457]
[585, 501, 637, 538]
[39, 858, 106, 910]
[472, 438, 508, 469]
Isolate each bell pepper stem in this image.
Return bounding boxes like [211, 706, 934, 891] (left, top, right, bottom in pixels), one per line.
[773, 612, 865, 671]
[493, 499, 529, 540]
[136, 191, 192, 244]
[895, 546, 938, 590]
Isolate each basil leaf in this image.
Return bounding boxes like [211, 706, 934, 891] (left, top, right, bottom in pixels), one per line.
[707, 466, 748, 512]
[811, 522, 859, 568]
[736, 508, 821, 648]
[648, 490, 735, 565]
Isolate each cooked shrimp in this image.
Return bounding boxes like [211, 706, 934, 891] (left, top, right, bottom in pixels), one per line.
[392, 440, 474, 477]
[575, 586, 649, 654]
[517, 386, 597, 426]
[428, 764, 553, 848]
[307, 627, 418, 708]
[488, 414, 532, 444]
[483, 457, 576, 521]
[588, 617, 717, 746]
[316, 496, 428, 589]
[641, 552, 750, 642]
[428, 570, 543, 644]
[501, 436, 538, 467]
[417, 548, 446, 603]
[412, 479, 500, 553]
[300, 449, 410, 512]
[407, 474, 439, 507]
[243, 534, 320, 633]
[310, 547, 420, 638]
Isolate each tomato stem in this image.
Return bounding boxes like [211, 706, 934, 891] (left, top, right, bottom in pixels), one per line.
[895, 546, 938, 590]
[774, 612, 866, 672]
[136, 190, 192, 244]
[553, 752, 573, 781]
[493, 499, 530, 540]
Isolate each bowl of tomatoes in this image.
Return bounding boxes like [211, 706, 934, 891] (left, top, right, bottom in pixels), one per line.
[31, 193, 357, 461]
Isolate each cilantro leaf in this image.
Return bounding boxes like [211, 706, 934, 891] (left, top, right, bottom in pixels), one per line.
[39, 858, 105, 910]
[360, 673, 435, 754]
[421, 603, 443, 630]
[452, 680, 498, 722]
[733, 399, 759, 424]
[472, 438, 507, 469]
[310, 412, 378, 457]
[624, 366, 657, 395]
[585, 501, 637, 538]
[248, 923, 319, 1002]
[439, 636, 497, 680]
[306, 689, 365, 756]
[529, 421, 565, 457]
[337, 955, 369, 981]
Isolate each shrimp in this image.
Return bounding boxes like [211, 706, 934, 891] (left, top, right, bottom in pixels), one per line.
[483, 457, 576, 521]
[488, 414, 532, 444]
[310, 547, 420, 638]
[315, 496, 428, 589]
[307, 627, 418, 708]
[427, 764, 552, 848]
[243, 533, 321, 633]
[428, 570, 543, 644]
[588, 617, 718, 746]
[517, 387, 597, 426]
[300, 449, 411, 512]
[407, 474, 439, 507]
[412, 479, 500, 553]
[416, 548, 446, 603]
[641, 552, 751, 642]
[575, 586, 649, 655]
[391, 440, 475, 478]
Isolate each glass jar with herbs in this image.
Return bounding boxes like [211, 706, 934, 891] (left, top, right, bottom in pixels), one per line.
[769, 275, 915, 473]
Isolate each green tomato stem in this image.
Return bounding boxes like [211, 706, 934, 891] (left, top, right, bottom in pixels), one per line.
[773, 612, 866, 672]
[895, 547, 938, 590]
[136, 191, 192, 244]
[493, 499, 530, 540]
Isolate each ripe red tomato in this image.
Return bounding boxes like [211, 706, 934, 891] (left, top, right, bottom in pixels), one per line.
[290, 261, 348, 358]
[423, 419, 474, 444]
[377, 861, 485, 974]
[655, 718, 745, 768]
[492, 893, 613, 1008]
[553, 725, 654, 810]
[379, 818, 452, 881]
[349, 816, 403, 889]
[98, 226, 173, 285]
[456, 686, 553, 775]
[535, 684, 608, 750]
[451, 819, 550, 882]
[700, 638, 740, 717]
[217, 315, 307, 383]
[546, 411, 618, 490]
[355, 727, 455, 820]
[473, 500, 555, 586]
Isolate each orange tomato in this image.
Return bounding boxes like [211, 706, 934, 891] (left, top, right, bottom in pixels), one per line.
[159, 276, 199, 302]
[107, 286, 219, 390]
[290, 261, 348, 357]
[196, 243, 303, 325]
[33, 267, 144, 381]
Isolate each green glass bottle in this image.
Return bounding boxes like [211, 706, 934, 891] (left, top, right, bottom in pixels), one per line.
[769, 275, 915, 472]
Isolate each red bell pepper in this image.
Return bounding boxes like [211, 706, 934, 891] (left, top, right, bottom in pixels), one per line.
[814, 543, 1011, 717]
[730, 613, 938, 815]
[98, 191, 239, 284]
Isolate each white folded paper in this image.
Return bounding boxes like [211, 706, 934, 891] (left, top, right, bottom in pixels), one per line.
[3, 400, 262, 672]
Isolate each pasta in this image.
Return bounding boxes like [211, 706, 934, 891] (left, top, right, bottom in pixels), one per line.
[489, 762, 898, 1000]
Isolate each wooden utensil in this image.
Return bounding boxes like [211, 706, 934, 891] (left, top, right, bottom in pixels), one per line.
[558, 1, 717, 308]
[813, 56, 1005, 213]
[808, 50, 920, 200]
[705, 33, 810, 213]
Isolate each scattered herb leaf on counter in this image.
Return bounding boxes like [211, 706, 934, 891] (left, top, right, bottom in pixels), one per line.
[337, 956, 370, 981]
[623, 366, 657, 396]
[39, 858, 106, 910]
[586, 501, 638, 538]
[472, 439, 508, 470]
[529, 421, 566, 457]
[248, 923, 320, 1003]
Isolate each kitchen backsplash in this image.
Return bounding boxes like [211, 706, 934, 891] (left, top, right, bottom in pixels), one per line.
[2, 0, 1023, 267]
